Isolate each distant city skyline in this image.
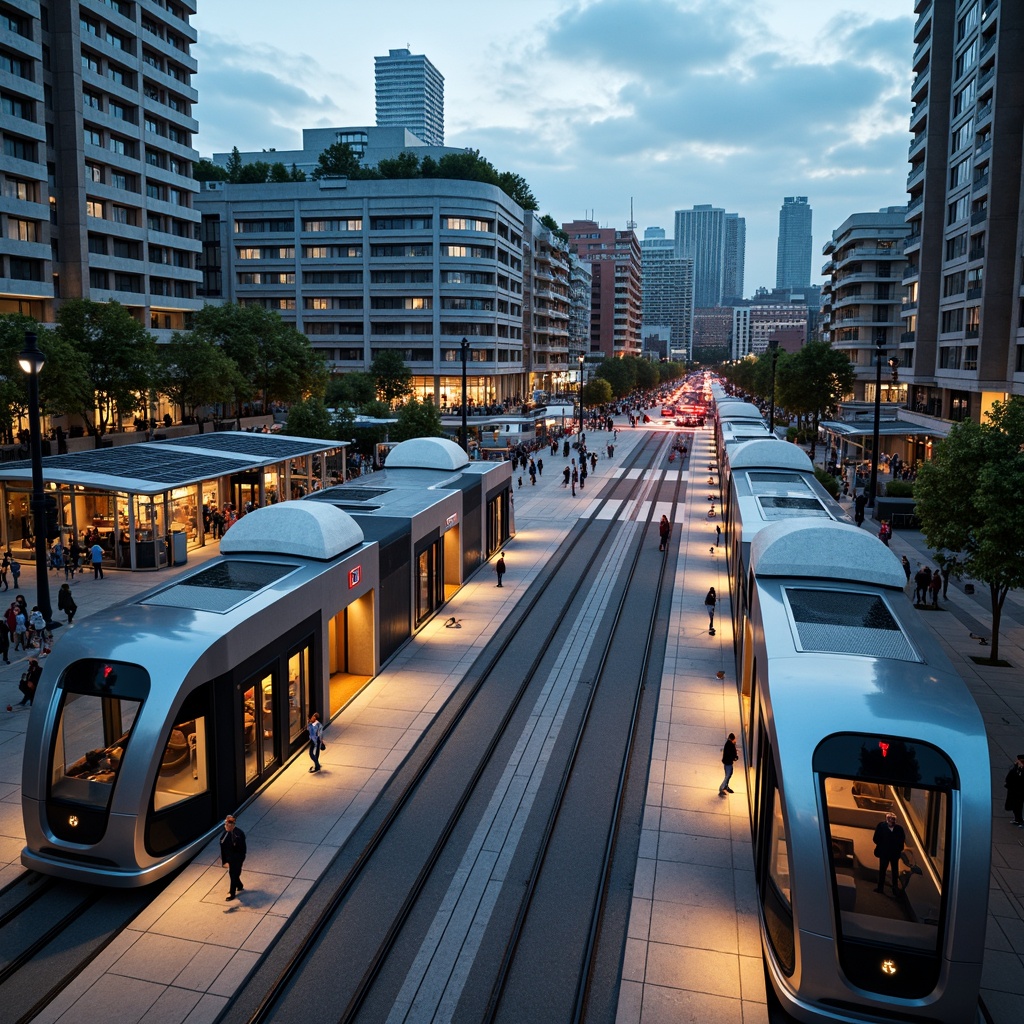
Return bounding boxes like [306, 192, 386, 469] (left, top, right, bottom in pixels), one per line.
[192, 0, 914, 295]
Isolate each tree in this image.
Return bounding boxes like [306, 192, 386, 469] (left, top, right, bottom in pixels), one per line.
[236, 160, 272, 184]
[325, 371, 376, 410]
[913, 397, 1024, 662]
[390, 397, 444, 442]
[0, 313, 40, 443]
[194, 158, 229, 183]
[435, 150, 500, 185]
[187, 304, 327, 422]
[283, 398, 336, 439]
[376, 152, 421, 178]
[595, 356, 637, 398]
[634, 358, 660, 391]
[225, 146, 243, 183]
[370, 349, 413, 406]
[582, 377, 612, 409]
[499, 171, 538, 211]
[311, 142, 368, 180]
[539, 213, 568, 242]
[52, 299, 157, 437]
[775, 341, 854, 457]
[157, 330, 238, 421]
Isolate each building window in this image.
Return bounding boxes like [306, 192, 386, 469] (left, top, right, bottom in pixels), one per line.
[945, 233, 967, 260]
[963, 346, 978, 371]
[6, 218, 38, 242]
[940, 308, 964, 333]
[939, 346, 961, 369]
[943, 271, 965, 297]
[947, 195, 969, 225]
[86, 200, 104, 219]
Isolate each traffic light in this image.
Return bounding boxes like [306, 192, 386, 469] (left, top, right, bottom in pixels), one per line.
[43, 495, 59, 540]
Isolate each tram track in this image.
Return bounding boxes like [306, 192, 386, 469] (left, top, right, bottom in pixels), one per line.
[0, 871, 160, 1024]
[218, 431, 689, 1024]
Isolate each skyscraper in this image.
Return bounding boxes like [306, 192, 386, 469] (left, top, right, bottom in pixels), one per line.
[776, 197, 813, 290]
[0, 1, 202, 330]
[640, 228, 693, 361]
[374, 49, 445, 146]
[674, 205, 745, 307]
[724, 213, 746, 303]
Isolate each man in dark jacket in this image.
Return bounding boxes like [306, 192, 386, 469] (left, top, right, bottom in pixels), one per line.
[873, 812, 906, 894]
[220, 815, 247, 900]
[1005, 754, 1024, 827]
[719, 733, 738, 796]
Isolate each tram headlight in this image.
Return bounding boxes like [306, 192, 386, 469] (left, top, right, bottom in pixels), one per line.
[68, 815, 79, 828]
[881, 959, 897, 976]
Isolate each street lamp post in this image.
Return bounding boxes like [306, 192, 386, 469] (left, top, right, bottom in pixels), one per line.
[576, 354, 585, 435]
[767, 339, 780, 435]
[18, 332, 57, 629]
[867, 334, 885, 510]
[460, 337, 470, 454]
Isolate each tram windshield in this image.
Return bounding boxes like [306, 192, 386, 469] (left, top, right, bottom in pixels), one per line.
[815, 734, 954, 975]
[51, 691, 141, 808]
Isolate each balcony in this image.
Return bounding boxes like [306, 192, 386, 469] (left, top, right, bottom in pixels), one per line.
[968, 246, 985, 261]
[966, 326, 980, 338]
[907, 195, 924, 213]
[907, 163, 925, 188]
[971, 208, 989, 224]
[973, 172, 990, 192]
[975, 100, 993, 125]
[901, 331, 916, 345]
[903, 265, 919, 281]
[980, 34, 996, 59]
[967, 286, 983, 300]
[908, 132, 927, 157]
[978, 66, 995, 90]
[975, 138, 992, 157]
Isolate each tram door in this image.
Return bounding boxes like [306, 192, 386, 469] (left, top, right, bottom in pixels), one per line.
[415, 538, 443, 627]
[242, 670, 276, 786]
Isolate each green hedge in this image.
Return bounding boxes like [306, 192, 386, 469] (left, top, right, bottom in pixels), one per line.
[884, 479, 914, 498]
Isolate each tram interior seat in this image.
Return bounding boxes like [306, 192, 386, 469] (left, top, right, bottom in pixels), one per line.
[159, 721, 196, 776]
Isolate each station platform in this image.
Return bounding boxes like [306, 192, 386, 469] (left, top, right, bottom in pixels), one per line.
[0, 414, 1022, 1024]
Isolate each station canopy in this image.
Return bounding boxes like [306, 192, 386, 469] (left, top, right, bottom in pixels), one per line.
[0, 432, 342, 496]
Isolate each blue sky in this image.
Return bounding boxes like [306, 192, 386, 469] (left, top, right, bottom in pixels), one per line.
[192, 0, 914, 295]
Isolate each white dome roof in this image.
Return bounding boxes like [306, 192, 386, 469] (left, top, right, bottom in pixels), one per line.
[385, 436, 469, 471]
[751, 520, 906, 589]
[729, 438, 813, 472]
[219, 501, 364, 560]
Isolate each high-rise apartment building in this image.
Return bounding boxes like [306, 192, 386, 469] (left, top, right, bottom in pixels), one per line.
[723, 213, 746, 303]
[640, 228, 693, 361]
[674, 205, 745, 307]
[374, 49, 444, 148]
[562, 220, 643, 359]
[776, 196, 812, 290]
[821, 208, 909, 402]
[903, 0, 1023, 423]
[0, 0, 202, 332]
[524, 215, 572, 393]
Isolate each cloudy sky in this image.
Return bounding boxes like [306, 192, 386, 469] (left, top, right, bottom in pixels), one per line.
[192, 0, 915, 295]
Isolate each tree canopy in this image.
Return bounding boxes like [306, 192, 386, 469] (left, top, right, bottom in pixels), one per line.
[390, 398, 444, 442]
[283, 397, 335, 439]
[582, 377, 613, 409]
[913, 397, 1024, 661]
[370, 349, 413, 406]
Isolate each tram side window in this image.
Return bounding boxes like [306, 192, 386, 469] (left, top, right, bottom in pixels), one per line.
[153, 716, 209, 811]
[51, 692, 141, 807]
[764, 783, 795, 975]
[821, 777, 947, 953]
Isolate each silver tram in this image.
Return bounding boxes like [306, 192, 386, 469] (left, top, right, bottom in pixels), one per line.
[722, 441, 990, 1018]
[22, 439, 513, 885]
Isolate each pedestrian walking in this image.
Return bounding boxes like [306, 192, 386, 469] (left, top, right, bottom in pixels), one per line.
[715, 524, 721, 547]
[913, 565, 931, 605]
[68, 537, 81, 577]
[495, 552, 506, 588]
[658, 515, 671, 552]
[0, 552, 8, 591]
[220, 815, 247, 900]
[90, 542, 104, 579]
[18, 656, 41, 706]
[57, 583, 77, 624]
[536, 458, 543, 477]
[941, 563, 951, 599]
[0, 620, 8, 663]
[562, 465, 570, 488]
[705, 587, 717, 634]
[901, 555, 911, 586]
[307, 711, 323, 772]
[27, 606, 45, 647]
[571, 465, 578, 497]
[1004, 754, 1024, 827]
[10, 556, 20, 589]
[854, 493, 867, 527]
[719, 732, 739, 796]
[878, 520, 891, 547]
[928, 568, 942, 607]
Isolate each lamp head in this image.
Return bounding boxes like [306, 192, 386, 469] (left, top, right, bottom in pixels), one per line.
[18, 332, 45, 375]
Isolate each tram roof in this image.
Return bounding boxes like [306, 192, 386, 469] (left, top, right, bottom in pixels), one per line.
[729, 439, 813, 472]
[0, 431, 344, 495]
[750, 520, 906, 589]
